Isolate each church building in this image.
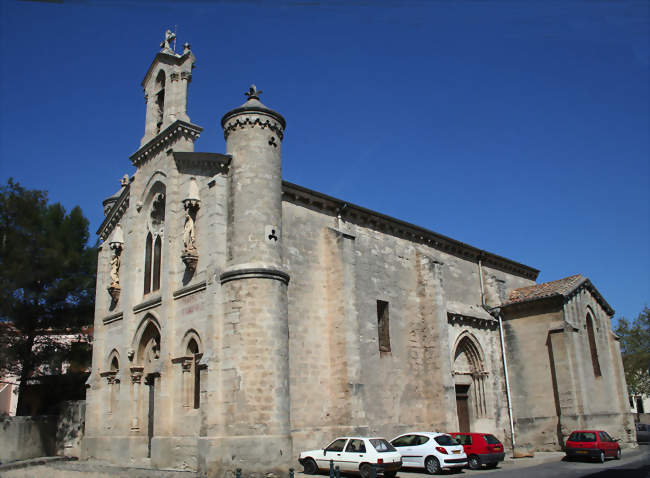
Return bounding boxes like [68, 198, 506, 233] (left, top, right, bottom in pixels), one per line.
[83, 33, 635, 475]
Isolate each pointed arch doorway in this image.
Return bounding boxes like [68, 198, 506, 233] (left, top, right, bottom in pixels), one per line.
[134, 317, 161, 458]
[453, 333, 487, 433]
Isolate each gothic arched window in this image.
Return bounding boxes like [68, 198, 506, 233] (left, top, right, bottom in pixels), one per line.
[143, 190, 165, 296]
[153, 236, 162, 292]
[154, 70, 165, 134]
[586, 313, 601, 377]
[187, 338, 200, 409]
[144, 233, 153, 295]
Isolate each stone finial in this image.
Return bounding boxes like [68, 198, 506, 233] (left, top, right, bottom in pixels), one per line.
[245, 85, 263, 101]
[160, 29, 176, 53]
[183, 42, 191, 54]
[120, 174, 129, 187]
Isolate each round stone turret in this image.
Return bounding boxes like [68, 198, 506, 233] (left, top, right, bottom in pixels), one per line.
[220, 85, 286, 270]
[216, 86, 292, 473]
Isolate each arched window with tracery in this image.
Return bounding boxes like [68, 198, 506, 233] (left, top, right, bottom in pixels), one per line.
[143, 187, 165, 296]
[586, 312, 601, 377]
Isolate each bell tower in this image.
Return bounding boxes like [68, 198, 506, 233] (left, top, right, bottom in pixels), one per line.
[140, 30, 196, 146]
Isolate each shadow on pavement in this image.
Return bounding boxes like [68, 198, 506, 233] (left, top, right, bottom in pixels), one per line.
[580, 463, 650, 478]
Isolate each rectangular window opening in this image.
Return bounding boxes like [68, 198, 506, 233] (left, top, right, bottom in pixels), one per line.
[377, 300, 391, 353]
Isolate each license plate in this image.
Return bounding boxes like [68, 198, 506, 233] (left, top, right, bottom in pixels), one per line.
[576, 450, 587, 454]
[453, 450, 461, 454]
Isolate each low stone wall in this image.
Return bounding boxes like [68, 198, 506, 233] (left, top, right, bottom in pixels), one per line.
[0, 401, 86, 464]
[56, 401, 86, 457]
[0, 416, 57, 463]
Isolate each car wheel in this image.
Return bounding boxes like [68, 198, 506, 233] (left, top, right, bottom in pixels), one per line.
[425, 456, 441, 474]
[615, 448, 621, 460]
[303, 458, 318, 475]
[384, 472, 397, 478]
[360, 463, 372, 478]
[468, 455, 481, 470]
[598, 450, 605, 463]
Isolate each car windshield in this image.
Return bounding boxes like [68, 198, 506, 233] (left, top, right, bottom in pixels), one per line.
[483, 434, 501, 445]
[370, 439, 396, 452]
[568, 432, 596, 442]
[434, 435, 457, 446]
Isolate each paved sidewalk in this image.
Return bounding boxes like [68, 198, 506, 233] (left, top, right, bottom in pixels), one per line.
[0, 447, 644, 478]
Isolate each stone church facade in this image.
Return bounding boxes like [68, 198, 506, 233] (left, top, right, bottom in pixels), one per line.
[83, 34, 635, 474]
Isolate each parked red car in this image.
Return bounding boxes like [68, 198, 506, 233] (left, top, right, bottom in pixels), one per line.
[450, 432, 505, 469]
[565, 430, 621, 463]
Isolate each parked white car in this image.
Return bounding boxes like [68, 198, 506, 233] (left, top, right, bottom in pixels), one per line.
[390, 432, 467, 474]
[299, 436, 403, 478]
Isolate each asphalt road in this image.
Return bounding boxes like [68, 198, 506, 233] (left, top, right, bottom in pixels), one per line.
[296, 445, 649, 478]
[396, 445, 650, 478]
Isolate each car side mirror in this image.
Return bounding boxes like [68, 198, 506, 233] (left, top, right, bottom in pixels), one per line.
[323, 450, 327, 456]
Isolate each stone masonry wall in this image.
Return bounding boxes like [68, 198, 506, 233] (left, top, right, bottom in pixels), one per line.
[282, 198, 535, 456]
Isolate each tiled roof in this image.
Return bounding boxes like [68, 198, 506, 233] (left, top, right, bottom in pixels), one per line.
[503, 274, 614, 317]
[506, 274, 585, 305]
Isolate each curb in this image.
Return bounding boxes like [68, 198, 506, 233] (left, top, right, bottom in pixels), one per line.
[0, 456, 77, 472]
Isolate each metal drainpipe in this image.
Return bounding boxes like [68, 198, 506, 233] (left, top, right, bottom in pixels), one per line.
[478, 257, 516, 455]
[498, 312, 517, 455]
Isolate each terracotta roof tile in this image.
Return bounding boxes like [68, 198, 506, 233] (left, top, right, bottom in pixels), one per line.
[506, 274, 585, 305]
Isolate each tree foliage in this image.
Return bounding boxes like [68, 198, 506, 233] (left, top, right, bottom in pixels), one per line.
[0, 179, 96, 414]
[615, 306, 650, 396]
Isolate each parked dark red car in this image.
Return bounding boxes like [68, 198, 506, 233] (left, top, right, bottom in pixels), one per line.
[565, 430, 621, 463]
[450, 432, 505, 469]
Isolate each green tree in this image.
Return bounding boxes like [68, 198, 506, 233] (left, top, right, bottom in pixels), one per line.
[615, 306, 650, 396]
[0, 179, 96, 415]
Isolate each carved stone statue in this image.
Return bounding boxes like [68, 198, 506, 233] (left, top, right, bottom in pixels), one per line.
[181, 196, 200, 272]
[183, 209, 197, 253]
[160, 30, 176, 53]
[109, 252, 121, 287]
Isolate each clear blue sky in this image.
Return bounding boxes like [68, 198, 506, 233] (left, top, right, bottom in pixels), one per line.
[1, 0, 648, 324]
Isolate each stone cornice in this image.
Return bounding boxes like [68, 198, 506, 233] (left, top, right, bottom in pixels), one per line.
[220, 267, 290, 285]
[97, 184, 130, 241]
[222, 115, 285, 141]
[173, 152, 231, 175]
[281, 181, 539, 281]
[133, 295, 162, 314]
[447, 313, 499, 330]
[130, 120, 203, 168]
[173, 280, 207, 300]
[102, 312, 124, 325]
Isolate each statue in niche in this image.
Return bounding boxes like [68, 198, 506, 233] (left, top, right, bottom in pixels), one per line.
[181, 198, 200, 272]
[109, 251, 121, 287]
[183, 209, 197, 253]
[107, 235, 123, 305]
